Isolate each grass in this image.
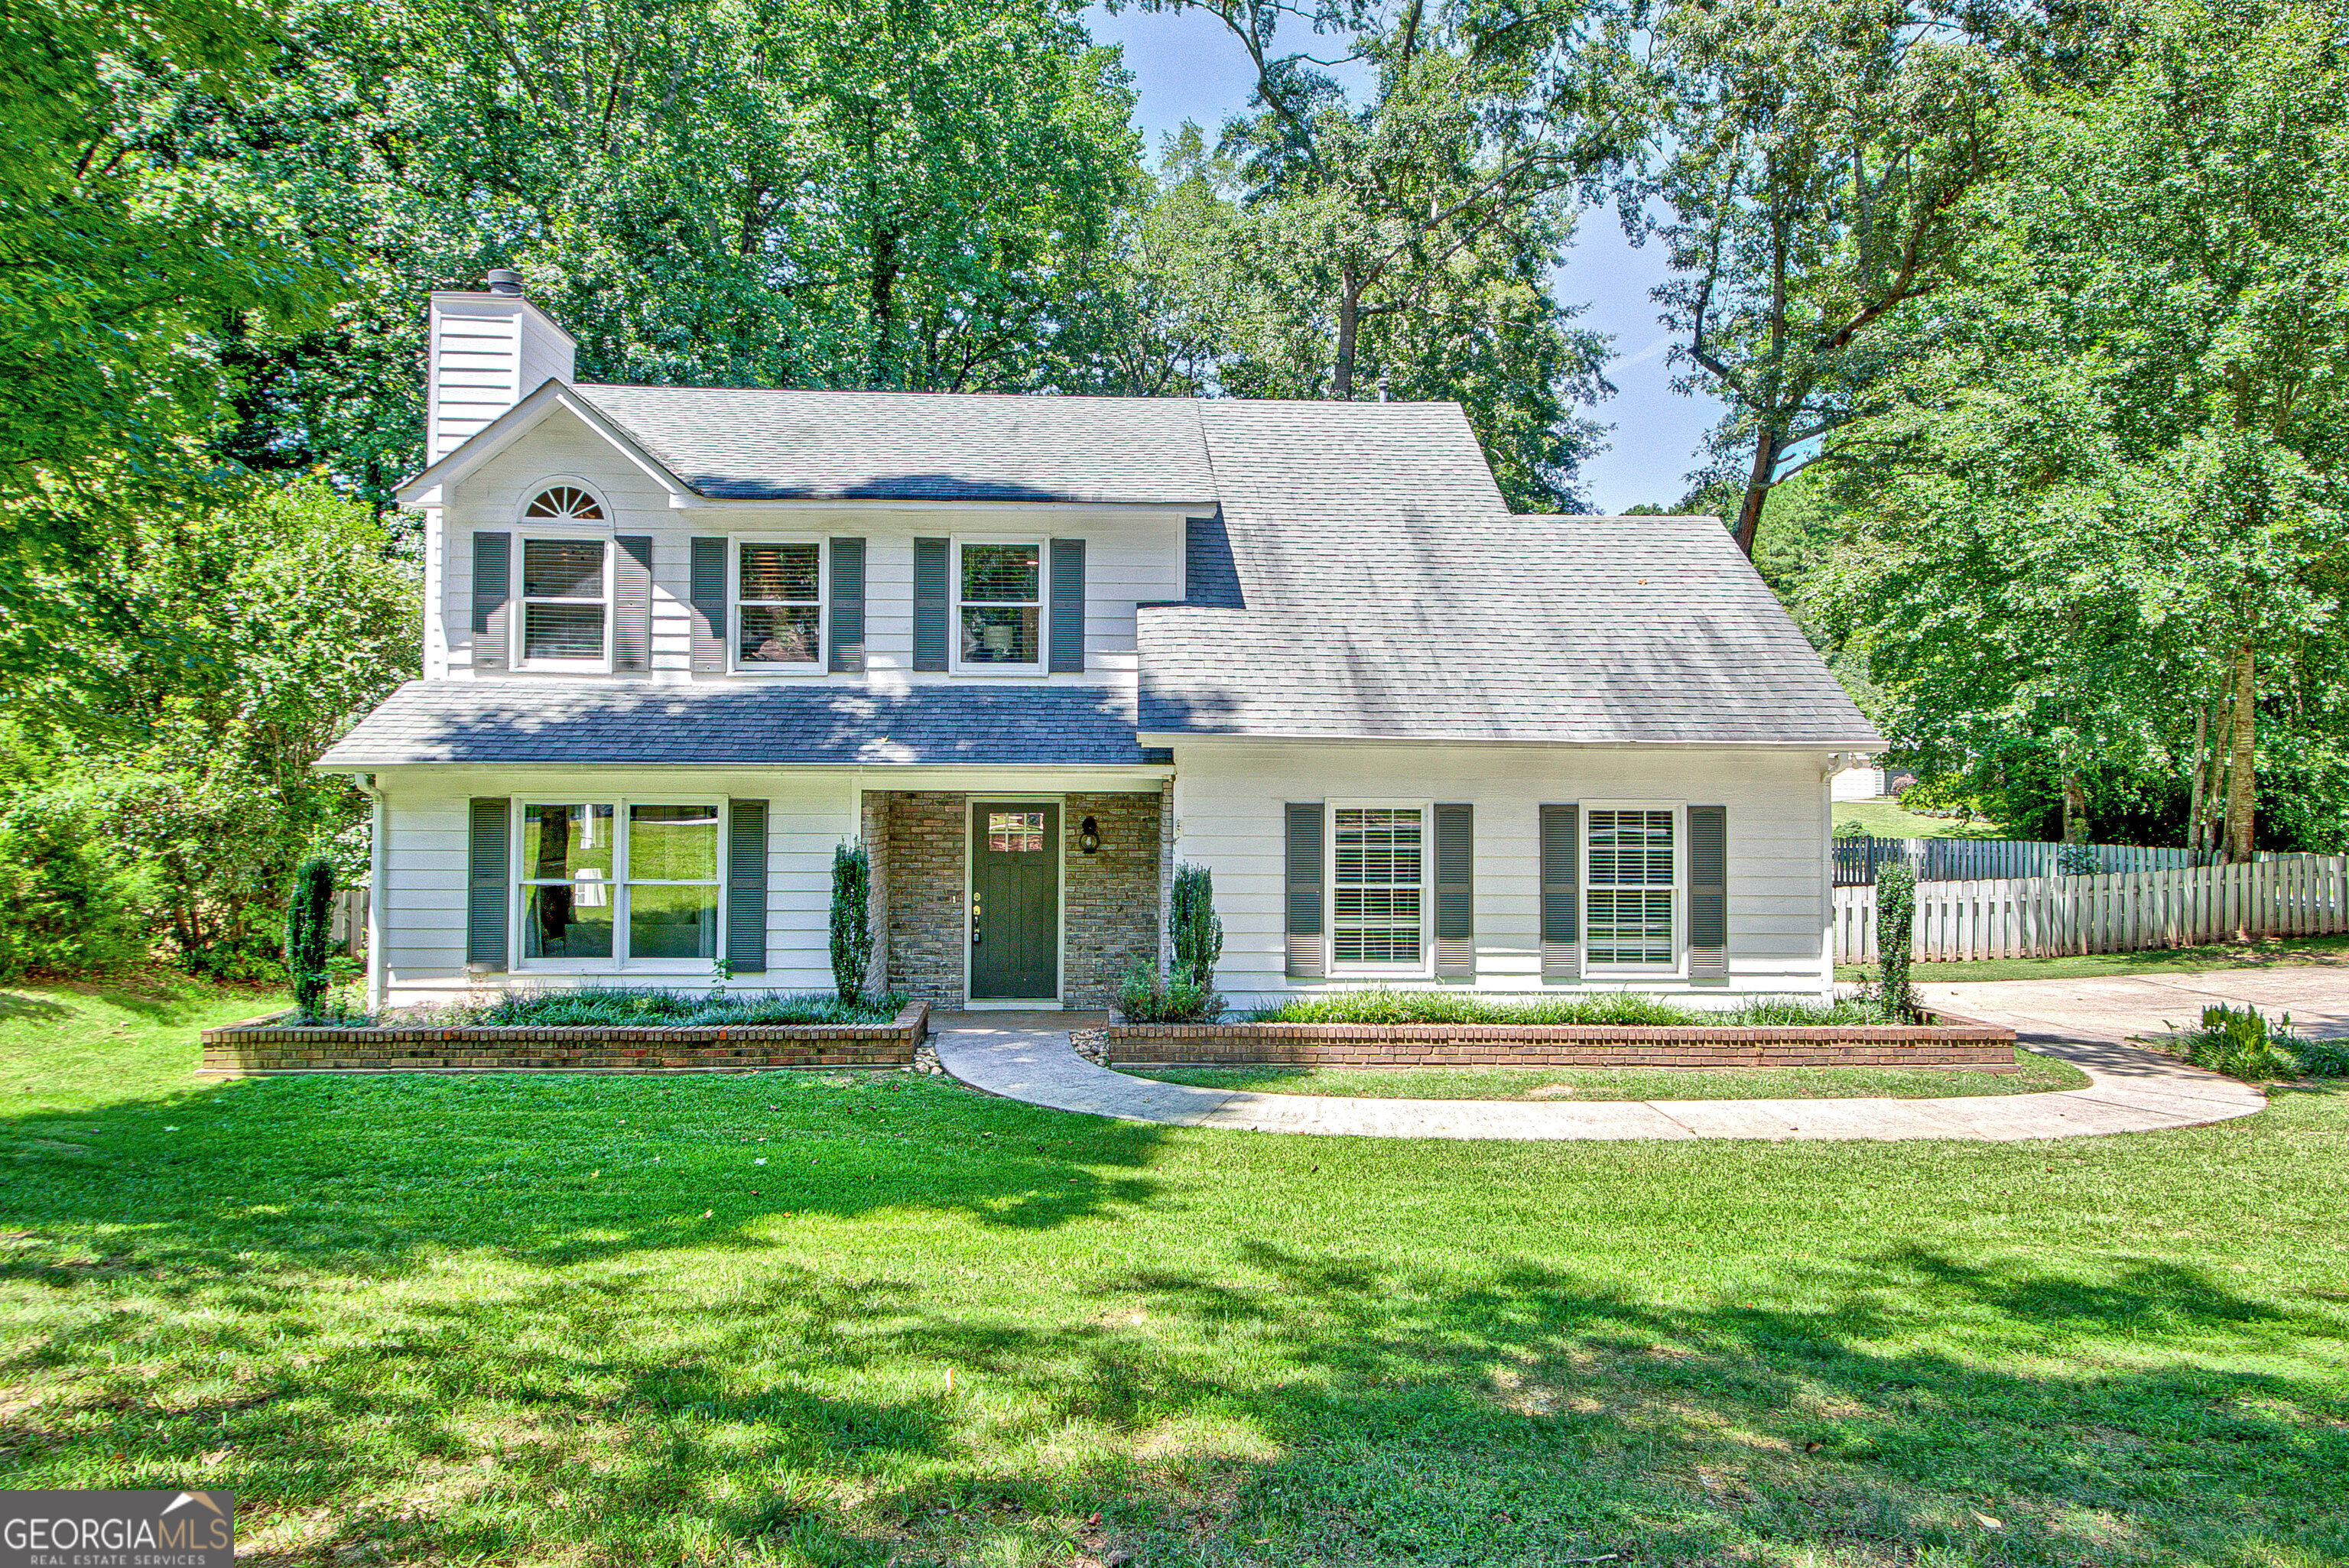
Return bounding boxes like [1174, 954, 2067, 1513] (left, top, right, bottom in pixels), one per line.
[3, 978, 2347, 1567]
[1832, 800, 2009, 839]
[1835, 930, 2349, 985]
[302, 985, 911, 1029]
[1242, 989, 1893, 1027]
[1125, 1047, 2090, 1101]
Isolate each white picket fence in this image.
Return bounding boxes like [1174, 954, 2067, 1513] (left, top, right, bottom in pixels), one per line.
[1832, 853, 2349, 963]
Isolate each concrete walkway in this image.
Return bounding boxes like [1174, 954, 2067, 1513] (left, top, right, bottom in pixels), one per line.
[928, 995, 2273, 1142]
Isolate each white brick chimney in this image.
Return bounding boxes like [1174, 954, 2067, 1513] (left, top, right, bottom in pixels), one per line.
[424, 269, 578, 464]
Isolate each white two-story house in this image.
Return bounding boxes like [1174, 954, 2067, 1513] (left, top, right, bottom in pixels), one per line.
[320, 272, 1883, 1011]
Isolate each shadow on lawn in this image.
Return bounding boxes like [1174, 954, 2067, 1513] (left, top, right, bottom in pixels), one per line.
[3, 1073, 2346, 1566]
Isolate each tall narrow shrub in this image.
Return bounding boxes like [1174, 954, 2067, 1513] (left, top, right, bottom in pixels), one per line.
[284, 855, 335, 1017]
[1876, 860, 1916, 1019]
[829, 840, 872, 1004]
[1170, 861, 1222, 992]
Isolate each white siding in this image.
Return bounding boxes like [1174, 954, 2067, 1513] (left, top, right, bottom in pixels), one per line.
[1172, 742, 1837, 1005]
[430, 407, 1186, 689]
[375, 768, 856, 1005]
[425, 293, 577, 464]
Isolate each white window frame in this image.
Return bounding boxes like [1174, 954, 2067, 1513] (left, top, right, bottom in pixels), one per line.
[1327, 799, 1433, 977]
[950, 536, 1047, 676]
[512, 796, 726, 972]
[729, 535, 827, 674]
[514, 526, 614, 674]
[1582, 801, 1684, 974]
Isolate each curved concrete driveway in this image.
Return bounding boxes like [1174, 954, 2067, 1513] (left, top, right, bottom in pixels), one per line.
[929, 1003, 2269, 1143]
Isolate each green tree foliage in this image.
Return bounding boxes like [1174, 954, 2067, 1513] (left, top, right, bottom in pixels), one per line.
[830, 841, 872, 1004]
[1634, 0, 2006, 552]
[284, 853, 334, 1015]
[1113, 0, 1620, 508]
[0, 479, 418, 973]
[1811, 0, 2349, 855]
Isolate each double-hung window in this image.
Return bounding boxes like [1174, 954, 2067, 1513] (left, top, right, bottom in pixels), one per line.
[1587, 808, 1675, 966]
[519, 536, 610, 667]
[957, 541, 1042, 670]
[518, 800, 721, 965]
[736, 541, 823, 668]
[1332, 806, 1425, 968]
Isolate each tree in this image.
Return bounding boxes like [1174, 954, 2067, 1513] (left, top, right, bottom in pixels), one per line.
[1116, 0, 1624, 508]
[1636, 0, 2005, 554]
[1812, 0, 2349, 859]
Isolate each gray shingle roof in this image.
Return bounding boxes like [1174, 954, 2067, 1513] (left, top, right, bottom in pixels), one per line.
[571, 385, 1217, 504]
[317, 681, 1158, 768]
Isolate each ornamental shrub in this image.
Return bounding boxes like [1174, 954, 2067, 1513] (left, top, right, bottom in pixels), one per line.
[284, 855, 335, 1018]
[829, 840, 872, 1004]
[1876, 861, 1916, 1019]
[1170, 862, 1223, 992]
[1119, 963, 1220, 1023]
[2178, 1004, 2299, 1082]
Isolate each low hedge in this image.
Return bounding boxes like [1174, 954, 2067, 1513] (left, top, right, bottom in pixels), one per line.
[303, 986, 910, 1030]
[1242, 991, 1897, 1028]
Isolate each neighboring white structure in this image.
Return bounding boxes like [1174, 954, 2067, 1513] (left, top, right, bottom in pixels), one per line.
[1831, 761, 1889, 801]
[321, 276, 1885, 1011]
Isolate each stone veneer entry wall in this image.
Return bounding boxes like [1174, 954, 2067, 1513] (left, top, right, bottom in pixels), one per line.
[879, 789, 1163, 1010]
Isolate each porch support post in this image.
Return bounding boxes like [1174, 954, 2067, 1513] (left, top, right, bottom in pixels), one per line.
[1158, 777, 1176, 980]
[862, 789, 890, 996]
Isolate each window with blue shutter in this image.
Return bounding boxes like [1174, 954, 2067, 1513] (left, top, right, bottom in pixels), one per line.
[1688, 805, 1728, 980]
[727, 800, 768, 973]
[467, 797, 511, 972]
[613, 534, 652, 672]
[1285, 802, 1324, 978]
[828, 537, 866, 673]
[1540, 803, 1580, 981]
[1048, 537, 1085, 672]
[913, 537, 949, 671]
[471, 532, 510, 672]
[689, 537, 726, 673]
[1434, 803, 1473, 979]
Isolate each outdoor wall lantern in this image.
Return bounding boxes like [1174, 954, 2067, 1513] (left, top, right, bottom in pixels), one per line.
[1077, 816, 1102, 855]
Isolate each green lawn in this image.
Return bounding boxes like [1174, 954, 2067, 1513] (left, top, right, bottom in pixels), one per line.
[1833, 800, 2009, 839]
[1837, 931, 2349, 985]
[1125, 1048, 2087, 1101]
[5, 979, 2347, 1567]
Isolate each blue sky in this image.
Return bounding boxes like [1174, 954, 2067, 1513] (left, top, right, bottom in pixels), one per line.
[1081, 3, 1725, 514]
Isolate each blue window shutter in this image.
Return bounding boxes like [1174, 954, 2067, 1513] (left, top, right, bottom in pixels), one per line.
[1688, 805, 1727, 979]
[690, 537, 726, 673]
[913, 537, 949, 671]
[1540, 803, 1580, 981]
[1434, 803, 1473, 979]
[466, 797, 510, 972]
[471, 532, 510, 672]
[727, 799, 768, 973]
[614, 534, 652, 672]
[829, 537, 866, 674]
[1048, 537, 1085, 672]
[1285, 801, 1324, 979]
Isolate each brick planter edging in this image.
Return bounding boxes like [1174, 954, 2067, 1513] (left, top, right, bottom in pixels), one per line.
[199, 1002, 929, 1076]
[1103, 1008, 2017, 1072]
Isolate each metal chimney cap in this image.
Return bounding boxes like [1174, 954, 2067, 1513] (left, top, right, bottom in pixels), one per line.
[484, 268, 524, 296]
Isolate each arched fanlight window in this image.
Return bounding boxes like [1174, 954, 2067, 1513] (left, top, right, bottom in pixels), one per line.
[524, 485, 604, 521]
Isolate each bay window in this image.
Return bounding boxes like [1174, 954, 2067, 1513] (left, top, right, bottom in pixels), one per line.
[1587, 807, 1675, 966]
[518, 800, 721, 966]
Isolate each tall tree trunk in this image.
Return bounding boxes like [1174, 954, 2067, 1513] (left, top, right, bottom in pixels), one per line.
[2185, 704, 2207, 853]
[867, 222, 900, 388]
[2061, 771, 2090, 846]
[1731, 427, 1779, 557]
[1332, 271, 1360, 401]
[2224, 638, 2256, 865]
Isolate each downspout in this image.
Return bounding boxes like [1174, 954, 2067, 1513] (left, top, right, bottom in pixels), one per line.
[356, 772, 389, 1012]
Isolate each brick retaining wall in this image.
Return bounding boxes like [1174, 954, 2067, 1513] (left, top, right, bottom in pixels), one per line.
[200, 1002, 928, 1075]
[1103, 1010, 2016, 1071]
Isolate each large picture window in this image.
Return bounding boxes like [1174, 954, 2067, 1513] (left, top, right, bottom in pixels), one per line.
[1332, 806, 1424, 967]
[737, 541, 822, 667]
[1587, 808, 1675, 966]
[518, 800, 720, 965]
[957, 541, 1041, 668]
[520, 537, 609, 665]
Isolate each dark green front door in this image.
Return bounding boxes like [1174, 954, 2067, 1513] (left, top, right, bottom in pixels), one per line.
[970, 803, 1059, 1000]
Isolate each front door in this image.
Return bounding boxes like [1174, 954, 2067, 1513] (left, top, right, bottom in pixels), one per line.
[970, 803, 1059, 1001]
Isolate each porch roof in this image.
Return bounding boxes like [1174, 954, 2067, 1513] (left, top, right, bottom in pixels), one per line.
[317, 680, 1162, 769]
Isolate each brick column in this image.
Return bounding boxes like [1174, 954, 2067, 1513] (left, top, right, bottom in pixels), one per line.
[860, 790, 889, 996]
[1158, 775, 1177, 979]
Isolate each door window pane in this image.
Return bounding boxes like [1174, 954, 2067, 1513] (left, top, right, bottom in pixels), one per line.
[986, 810, 1047, 852]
